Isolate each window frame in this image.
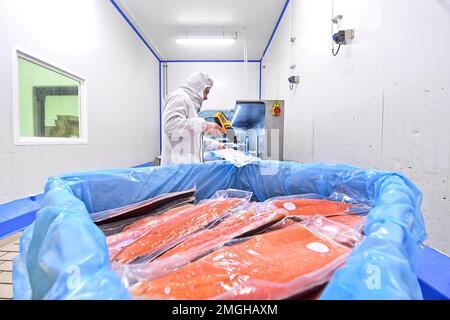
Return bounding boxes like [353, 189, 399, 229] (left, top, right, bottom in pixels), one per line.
[12, 47, 88, 145]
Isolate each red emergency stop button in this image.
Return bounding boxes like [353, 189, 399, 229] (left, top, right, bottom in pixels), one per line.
[272, 101, 281, 116]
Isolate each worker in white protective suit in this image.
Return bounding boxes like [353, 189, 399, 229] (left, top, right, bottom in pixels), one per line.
[161, 72, 225, 165]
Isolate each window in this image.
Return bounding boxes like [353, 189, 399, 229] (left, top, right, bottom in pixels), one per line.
[13, 50, 87, 144]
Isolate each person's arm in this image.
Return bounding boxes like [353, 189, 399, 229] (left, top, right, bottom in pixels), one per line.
[203, 137, 225, 151]
[163, 94, 206, 136]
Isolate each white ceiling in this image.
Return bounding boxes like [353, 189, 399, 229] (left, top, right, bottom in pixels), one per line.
[116, 0, 286, 60]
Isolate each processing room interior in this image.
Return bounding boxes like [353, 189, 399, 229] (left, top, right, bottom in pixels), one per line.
[0, 0, 449, 302]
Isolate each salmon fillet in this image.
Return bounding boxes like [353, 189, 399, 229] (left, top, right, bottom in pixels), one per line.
[266, 215, 365, 236]
[123, 204, 194, 232]
[130, 224, 350, 300]
[270, 198, 353, 218]
[263, 217, 298, 232]
[106, 204, 195, 258]
[151, 206, 286, 267]
[98, 197, 196, 236]
[112, 198, 242, 264]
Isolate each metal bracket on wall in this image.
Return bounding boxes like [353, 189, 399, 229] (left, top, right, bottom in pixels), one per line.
[162, 63, 168, 97]
[332, 14, 343, 24]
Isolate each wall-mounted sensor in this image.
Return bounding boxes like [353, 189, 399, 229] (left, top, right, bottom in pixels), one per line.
[332, 29, 354, 56]
[288, 75, 300, 90]
[288, 75, 300, 84]
[332, 29, 354, 45]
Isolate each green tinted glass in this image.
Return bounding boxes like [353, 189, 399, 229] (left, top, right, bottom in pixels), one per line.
[18, 57, 81, 138]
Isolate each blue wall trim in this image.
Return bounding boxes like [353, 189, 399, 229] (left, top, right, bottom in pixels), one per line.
[159, 61, 162, 154]
[163, 60, 261, 63]
[109, 0, 161, 62]
[259, 61, 262, 99]
[110, 0, 163, 154]
[110, 0, 291, 155]
[261, 0, 290, 59]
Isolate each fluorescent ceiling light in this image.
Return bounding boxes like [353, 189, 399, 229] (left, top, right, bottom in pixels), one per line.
[178, 16, 233, 24]
[176, 38, 236, 45]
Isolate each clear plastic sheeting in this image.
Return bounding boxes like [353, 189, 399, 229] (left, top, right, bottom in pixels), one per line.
[129, 223, 351, 300]
[113, 202, 287, 284]
[210, 188, 253, 201]
[111, 198, 245, 264]
[90, 188, 196, 224]
[212, 148, 259, 167]
[106, 204, 195, 259]
[13, 161, 426, 299]
[301, 215, 363, 248]
[265, 193, 372, 219]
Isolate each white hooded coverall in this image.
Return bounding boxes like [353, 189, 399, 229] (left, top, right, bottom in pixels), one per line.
[161, 72, 220, 165]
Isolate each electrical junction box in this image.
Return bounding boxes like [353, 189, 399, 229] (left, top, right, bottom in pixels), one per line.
[345, 29, 355, 42]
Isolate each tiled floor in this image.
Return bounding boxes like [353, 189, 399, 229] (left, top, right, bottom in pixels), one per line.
[0, 237, 19, 300]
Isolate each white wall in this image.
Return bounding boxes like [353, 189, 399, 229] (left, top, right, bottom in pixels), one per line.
[262, 0, 450, 254]
[164, 62, 260, 110]
[0, 0, 160, 203]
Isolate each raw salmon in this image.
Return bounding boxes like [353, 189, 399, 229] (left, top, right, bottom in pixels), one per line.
[130, 224, 350, 300]
[106, 204, 195, 258]
[152, 206, 286, 264]
[269, 198, 354, 218]
[123, 204, 194, 232]
[264, 214, 365, 236]
[263, 217, 298, 232]
[113, 198, 242, 264]
[99, 198, 196, 236]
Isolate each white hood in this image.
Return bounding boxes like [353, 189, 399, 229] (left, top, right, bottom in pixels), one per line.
[180, 72, 214, 110]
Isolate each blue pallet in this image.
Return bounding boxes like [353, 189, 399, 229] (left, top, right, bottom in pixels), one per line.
[0, 194, 43, 239]
[0, 162, 153, 239]
[416, 244, 450, 300]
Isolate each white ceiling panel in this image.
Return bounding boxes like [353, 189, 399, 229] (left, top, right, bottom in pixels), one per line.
[116, 0, 286, 60]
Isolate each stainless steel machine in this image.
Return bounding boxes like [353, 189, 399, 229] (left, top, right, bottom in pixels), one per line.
[230, 100, 284, 161]
[199, 100, 284, 161]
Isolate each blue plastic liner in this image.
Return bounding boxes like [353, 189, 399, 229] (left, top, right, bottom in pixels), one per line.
[13, 160, 426, 299]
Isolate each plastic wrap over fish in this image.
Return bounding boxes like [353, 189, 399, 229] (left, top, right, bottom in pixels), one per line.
[111, 199, 246, 264]
[265, 193, 372, 219]
[91, 187, 196, 226]
[112, 202, 287, 284]
[129, 223, 351, 300]
[301, 215, 364, 248]
[13, 161, 426, 299]
[209, 188, 253, 201]
[106, 203, 196, 259]
[212, 148, 259, 167]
